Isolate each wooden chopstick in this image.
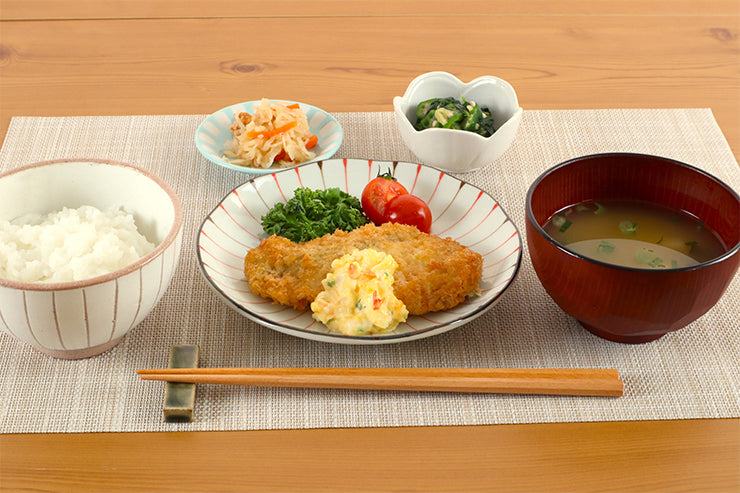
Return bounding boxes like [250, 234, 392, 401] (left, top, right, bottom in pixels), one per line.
[137, 367, 623, 397]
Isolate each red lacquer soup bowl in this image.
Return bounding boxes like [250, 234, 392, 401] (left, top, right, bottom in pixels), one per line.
[525, 153, 740, 343]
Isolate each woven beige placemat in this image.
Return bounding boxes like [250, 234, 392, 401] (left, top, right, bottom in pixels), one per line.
[0, 109, 738, 433]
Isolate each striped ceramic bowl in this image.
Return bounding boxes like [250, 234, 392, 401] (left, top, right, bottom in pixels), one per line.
[0, 159, 184, 359]
[197, 158, 522, 344]
[195, 100, 343, 174]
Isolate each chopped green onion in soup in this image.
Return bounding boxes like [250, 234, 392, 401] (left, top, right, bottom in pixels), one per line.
[568, 239, 699, 269]
[619, 220, 638, 235]
[542, 199, 726, 268]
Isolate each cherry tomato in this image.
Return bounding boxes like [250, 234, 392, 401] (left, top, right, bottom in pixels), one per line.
[361, 172, 409, 225]
[385, 194, 433, 233]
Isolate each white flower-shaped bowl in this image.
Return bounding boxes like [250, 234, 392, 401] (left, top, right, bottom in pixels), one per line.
[393, 71, 523, 173]
[0, 159, 184, 359]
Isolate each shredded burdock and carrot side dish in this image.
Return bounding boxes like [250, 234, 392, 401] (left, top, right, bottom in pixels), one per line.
[223, 98, 318, 169]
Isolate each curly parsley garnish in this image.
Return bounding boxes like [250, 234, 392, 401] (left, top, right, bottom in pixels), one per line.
[261, 187, 369, 242]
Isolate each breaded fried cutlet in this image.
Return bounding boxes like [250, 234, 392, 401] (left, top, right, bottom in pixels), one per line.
[243, 222, 482, 315]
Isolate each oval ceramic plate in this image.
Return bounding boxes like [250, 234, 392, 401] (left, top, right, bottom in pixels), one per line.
[197, 158, 522, 344]
[195, 100, 343, 174]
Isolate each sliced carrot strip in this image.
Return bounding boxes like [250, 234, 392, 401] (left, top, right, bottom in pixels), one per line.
[305, 134, 318, 149]
[247, 120, 298, 139]
[273, 150, 293, 163]
[286, 103, 300, 109]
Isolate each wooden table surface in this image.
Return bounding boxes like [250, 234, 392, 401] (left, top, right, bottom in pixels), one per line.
[1, 1, 738, 491]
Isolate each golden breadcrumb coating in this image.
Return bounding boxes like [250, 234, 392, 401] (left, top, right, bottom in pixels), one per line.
[243, 222, 482, 315]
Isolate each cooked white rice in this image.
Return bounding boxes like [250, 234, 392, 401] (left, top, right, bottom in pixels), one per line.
[0, 205, 156, 283]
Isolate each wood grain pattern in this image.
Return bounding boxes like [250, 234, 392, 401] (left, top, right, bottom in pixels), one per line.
[1, 15, 738, 161]
[137, 367, 625, 396]
[0, 2, 739, 491]
[3, 0, 739, 20]
[1, 419, 738, 493]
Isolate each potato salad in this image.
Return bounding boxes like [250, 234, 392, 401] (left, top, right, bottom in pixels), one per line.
[310, 249, 409, 336]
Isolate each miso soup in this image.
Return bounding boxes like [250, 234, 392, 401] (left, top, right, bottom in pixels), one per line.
[543, 199, 726, 269]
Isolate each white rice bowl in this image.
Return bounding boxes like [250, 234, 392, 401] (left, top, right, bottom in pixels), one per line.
[1, 205, 156, 283]
[0, 159, 184, 359]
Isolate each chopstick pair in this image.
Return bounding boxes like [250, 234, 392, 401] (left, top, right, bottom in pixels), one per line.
[137, 367, 624, 397]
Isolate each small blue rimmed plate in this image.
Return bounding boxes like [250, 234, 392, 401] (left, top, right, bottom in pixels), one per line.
[196, 158, 523, 344]
[195, 100, 343, 174]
